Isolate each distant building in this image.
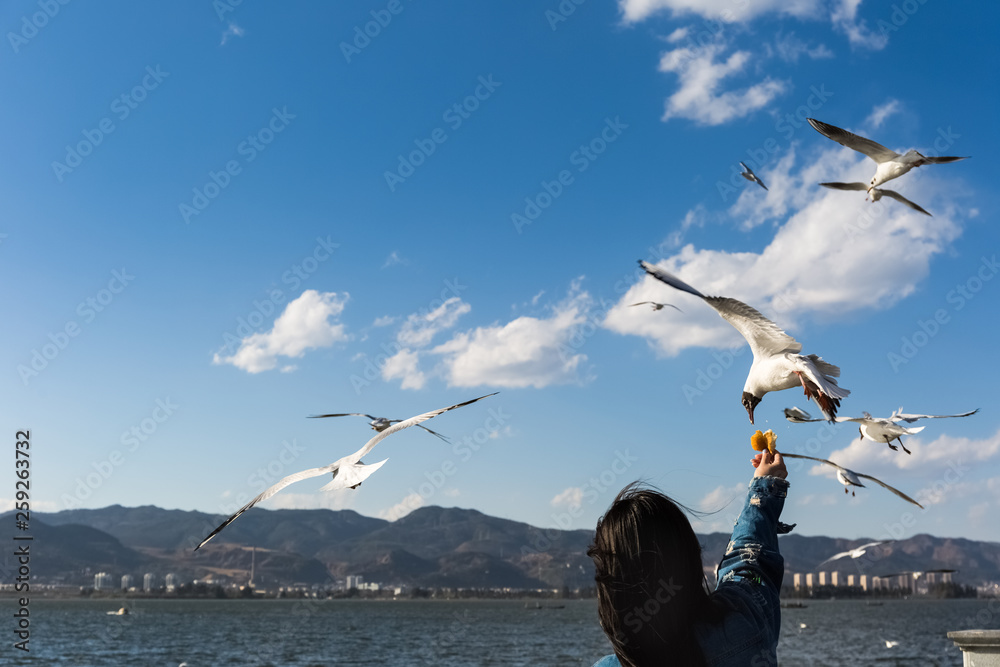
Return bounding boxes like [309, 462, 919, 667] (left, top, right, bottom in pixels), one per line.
[359, 582, 381, 592]
[942, 571, 953, 584]
[818, 572, 827, 586]
[143, 573, 156, 592]
[847, 574, 855, 587]
[830, 572, 840, 587]
[165, 573, 178, 592]
[94, 572, 114, 590]
[346, 575, 363, 590]
[858, 575, 868, 591]
[805, 573, 814, 588]
[121, 574, 135, 590]
[793, 573, 802, 590]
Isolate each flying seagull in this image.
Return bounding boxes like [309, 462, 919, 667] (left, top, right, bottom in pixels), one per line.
[878, 569, 957, 580]
[309, 412, 451, 442]
[784, 407, 978, 454]
[639, 260, 849, 424]
[194, 393, 498, 551]
[629, 301, 682, 312]
[817, 540, 893, 567]
[819, 182, 932, 216]
[739, 162, 768, 191]
[781, 452, 923, 508]
[807, 118, 969, 191]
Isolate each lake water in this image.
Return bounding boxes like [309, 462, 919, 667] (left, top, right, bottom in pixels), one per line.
[6, 597, 996, 665]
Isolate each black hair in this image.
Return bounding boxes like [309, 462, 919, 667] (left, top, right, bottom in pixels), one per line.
[587, 483, 724, 667]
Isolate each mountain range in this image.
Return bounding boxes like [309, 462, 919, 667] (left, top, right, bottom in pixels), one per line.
[16, 505, 1000, 590]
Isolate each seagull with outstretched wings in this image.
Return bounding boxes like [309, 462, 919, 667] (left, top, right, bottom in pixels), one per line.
[640, 261, 850, 424]
[194, 393, 497, 551]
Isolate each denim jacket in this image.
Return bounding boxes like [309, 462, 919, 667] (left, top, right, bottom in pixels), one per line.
[593, 475, 789, 667]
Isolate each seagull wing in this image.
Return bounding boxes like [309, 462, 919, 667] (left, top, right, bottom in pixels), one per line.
[817, 550, 854, 566]
[854, 472, 924, 509]
[350, 392, 499, 462]
[819, 182, 869, 192]
[879, 189, 932, 216]
[784, 407, 822, 422]
[307, 412, 378, 420]
[639, 261, 800, 357]
[417, 424, 451, 442]
[891, 408, 979, 423]
[197, 394, 498, 551]
[807, 119, 900, 163]
[194, 462, 341, 551]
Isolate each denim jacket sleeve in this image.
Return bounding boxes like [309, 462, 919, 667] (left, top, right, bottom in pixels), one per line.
[716, 475, 788, 593]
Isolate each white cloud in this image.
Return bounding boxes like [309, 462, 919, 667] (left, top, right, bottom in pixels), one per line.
[220, 23, 245, 46]
[431, 285, 592, 388]
[379, 492, 425, 521]
[658, 41, 786, 125]
[381, 348, 426, 390]
[821, 427, 1000, 474]
[260, 490, 357, 512]
[830, 0, 888, 50]
[373, 315, 396, 327]
[397, 297, 471, 348]
[213, 290, 350, 373]
[690, 482, 746, 532]
[619, 0, 818, 22]
[602, 139, 964, 356]
[551, 487, 584, 509]
[381, 251, 407, 269]
[865, 99, 901, 129]
[770, 31, 834, 62]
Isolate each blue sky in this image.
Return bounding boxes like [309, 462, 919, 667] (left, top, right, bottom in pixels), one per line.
[3, 0, 999, 545]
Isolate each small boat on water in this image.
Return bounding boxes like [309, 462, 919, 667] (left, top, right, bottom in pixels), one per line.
[106, 607, 129, 616]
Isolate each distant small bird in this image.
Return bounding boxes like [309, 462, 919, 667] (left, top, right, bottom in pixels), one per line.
[628, 301, 681, 312]
[739, 161, 768, 191]
[639, 261, 850, 424]
[881, 639, 899, 648]
[819, 182, 932, 216]
[808, 118, 969, 191]
[195, 393, 497, 551]
[309, 412, 451, 442]
[784, 407, 978, 454]
[781, 452, 923, 508]
[817, 540, 893, 567]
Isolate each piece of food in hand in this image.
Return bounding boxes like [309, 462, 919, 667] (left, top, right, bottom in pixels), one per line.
[751, 429, 777, 454]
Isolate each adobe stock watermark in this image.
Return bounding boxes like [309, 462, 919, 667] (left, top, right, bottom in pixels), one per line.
[522, 449, 638, 557]
[340, 0, 415, 63]
[887, 255, 997, 373]
[383, 75, 502, 192]
[213, 0, 244, 21]
[51, 65, 169, 183]
[179, 106, 295, 224]
[349, 277, 467, 393]
[216, 236, 339, 356]
[191, 438, 309, 546]
[875, 0, 931, 40]
[717, 84, 833, 202]
[60, 397, 180, 509]
[544, 0, 587, 30]
[842, 125, 962, 243]
[387, 405, 511, 516]
[511, 116, 628, 234]
[681, 292, 795, 404]
[17, 268, 135, 386]
[7, 0, 72, 54]
[849, 457, 969, 581]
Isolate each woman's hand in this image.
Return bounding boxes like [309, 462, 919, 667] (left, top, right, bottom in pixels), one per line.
[752, 450, 787, 479]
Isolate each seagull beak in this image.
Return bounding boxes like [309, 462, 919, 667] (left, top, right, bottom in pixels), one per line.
[742, 392, 758, 425]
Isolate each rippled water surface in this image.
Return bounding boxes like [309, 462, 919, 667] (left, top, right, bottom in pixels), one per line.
[8, 597, 996, 665]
